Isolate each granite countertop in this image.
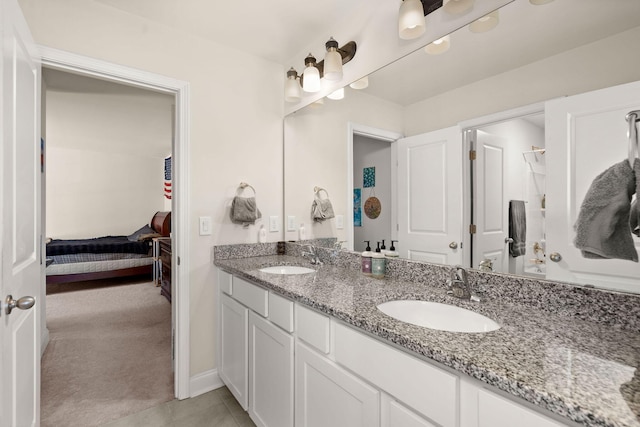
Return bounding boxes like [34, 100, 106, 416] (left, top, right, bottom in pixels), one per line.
[214, 254, 640, 427]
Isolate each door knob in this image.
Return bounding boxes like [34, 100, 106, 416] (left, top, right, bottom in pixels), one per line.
[5, 295, 35, 316]
[549, 252, 562, 263]
[504, 237, 514, 244]
[449, 242, 458, 249]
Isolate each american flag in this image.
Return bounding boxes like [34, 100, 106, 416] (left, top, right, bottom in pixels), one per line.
[164, 156, 172, 200]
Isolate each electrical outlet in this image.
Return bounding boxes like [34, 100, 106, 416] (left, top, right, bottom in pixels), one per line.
[287, 215, 296, 231]
[269, 216, 279, 232]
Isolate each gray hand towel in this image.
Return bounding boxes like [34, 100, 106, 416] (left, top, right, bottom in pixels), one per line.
[311, 197, 335, 222]
[574, 159, 638, 262]
[231, 196, 262, 226]
[508, 200, 526, 257]
[631, 159, 640, 237]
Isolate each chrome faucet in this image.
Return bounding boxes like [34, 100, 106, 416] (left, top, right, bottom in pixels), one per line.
[447, 265, 471, 299]
[301, 245, 323, 265]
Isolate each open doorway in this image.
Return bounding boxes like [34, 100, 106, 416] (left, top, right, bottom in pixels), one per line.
[40, 67, 176, 425]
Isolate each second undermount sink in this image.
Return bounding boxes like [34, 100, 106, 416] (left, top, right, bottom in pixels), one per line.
[259, 265, 316, 275]
[377, 300, 500, 333]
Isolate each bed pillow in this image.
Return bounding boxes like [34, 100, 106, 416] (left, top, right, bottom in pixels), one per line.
[127, 225, 158, 242]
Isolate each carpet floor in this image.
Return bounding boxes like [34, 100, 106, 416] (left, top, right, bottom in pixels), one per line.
[41, 278, 173, 427]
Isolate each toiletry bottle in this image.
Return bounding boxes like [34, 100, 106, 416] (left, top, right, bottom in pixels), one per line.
[380, 239, 387, 256]
[361, 241, 373, 276]
[299, 223, 306, 240]
[385, 240, 399, 258]
[258, 225, 266, 243]
[371, 242, 386, 279]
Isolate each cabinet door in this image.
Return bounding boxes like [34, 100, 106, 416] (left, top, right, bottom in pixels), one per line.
[219, 293, 249, 410]
[249, 312, 294, 427]
[478, 389, 565, 427]
[381, 394, 437, 427]
[295, 342, 380, 427]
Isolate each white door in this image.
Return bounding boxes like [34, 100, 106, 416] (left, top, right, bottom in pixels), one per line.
[397, 126, 463, 265]
[1, 0, 42, 425]
[472, 129, 510, 273]
[546, 80, 640, 292]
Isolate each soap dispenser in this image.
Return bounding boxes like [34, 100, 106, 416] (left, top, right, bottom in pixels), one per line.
[380, 239, 387, 255]
[361, 241, 373, 276]
[371, 242, 386, 279]
[385, 240, 399, 258]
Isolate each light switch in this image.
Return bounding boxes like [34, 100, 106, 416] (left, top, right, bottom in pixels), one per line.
[269, 216, 279, 232]
[336, 215, 344, 229]
[199, 216, 212, 236]
[287, 216, 296, 231]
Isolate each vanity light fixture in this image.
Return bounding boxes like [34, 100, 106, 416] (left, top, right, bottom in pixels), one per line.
[443, 0, 474, 15]
[302, 53, 321, 93]
[284, 39, 357, 102]
[398, 0, 426, 40]
[350, 76, 369, 90]
[327, 87, 345, 100]
[284, 68, 302, 102]
[424, 35, 451, 54]
[323, 37, 343, 81]
[468, 10, 499, 33]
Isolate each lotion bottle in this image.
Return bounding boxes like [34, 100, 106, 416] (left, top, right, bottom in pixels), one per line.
[371, 242, 386, 279]
[299, 223, 306, 240]
[361, 241, 373, 276]
[258, 225, 267, 243]
[385, 240, 399, 258]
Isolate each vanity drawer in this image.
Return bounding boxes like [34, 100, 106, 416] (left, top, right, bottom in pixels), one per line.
[295, 303, 330, 354]
[268, 292, 294, 333]
[334, 322, 458, 427]
[218, 269, 233, 295]
[232, 276, 268, 317]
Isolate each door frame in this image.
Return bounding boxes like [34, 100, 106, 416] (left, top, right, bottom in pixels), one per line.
[347, 123, 402, 252]
[459, 102, 544, 270]
[39, 46, 191, 399]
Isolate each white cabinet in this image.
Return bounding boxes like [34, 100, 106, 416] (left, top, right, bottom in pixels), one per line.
[295, 342, 380, 427]
[381, 394, 437, 427]
[478, 389, 565, 427]
[219, 293, 248, 409]
[249, 311, 294, 427]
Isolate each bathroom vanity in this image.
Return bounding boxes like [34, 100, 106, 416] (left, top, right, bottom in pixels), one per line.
[214, 243, 640, 427]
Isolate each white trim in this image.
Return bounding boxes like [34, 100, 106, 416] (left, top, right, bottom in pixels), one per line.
[40, 328, 49, 357]
[190, 369, 225, 398]
[38, 46, 191, 399]
[458, 102, 545, 130]
[347, 122, 403, 252]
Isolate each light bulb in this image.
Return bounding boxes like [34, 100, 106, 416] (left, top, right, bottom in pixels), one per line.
[323, 37, 343, 81]
[398, 0, 426, 40]
[284, 67, 301, 103]
[302, 54, 321, 93]
[424, 35, 451, 55]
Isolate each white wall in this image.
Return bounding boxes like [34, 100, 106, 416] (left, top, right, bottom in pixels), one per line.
[45, 87, 172, 239]
[284, 89, 403, 244]
[404, 27, 640, 136]
[18, 0, 284, 378]
[353, 135, 393, 253]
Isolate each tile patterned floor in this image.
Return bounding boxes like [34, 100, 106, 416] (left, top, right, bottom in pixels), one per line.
[101, 387, 256, 427]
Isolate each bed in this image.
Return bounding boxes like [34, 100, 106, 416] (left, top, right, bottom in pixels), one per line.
[46, 211, 171, 284]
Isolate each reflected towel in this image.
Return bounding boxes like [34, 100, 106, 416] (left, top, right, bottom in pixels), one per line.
[311, 198, 335, 222]
[231, 196, 262, 227]
[509, 200, 527, 257]
[574, 159, 637, 262]
[631, 160, 640, 237]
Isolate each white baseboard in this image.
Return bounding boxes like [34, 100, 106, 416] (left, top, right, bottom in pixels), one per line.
[190, 369, 224, 398]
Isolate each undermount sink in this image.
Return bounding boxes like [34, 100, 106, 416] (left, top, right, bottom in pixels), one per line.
[259, 265, 316, 275]
[377, 300, 500, 333]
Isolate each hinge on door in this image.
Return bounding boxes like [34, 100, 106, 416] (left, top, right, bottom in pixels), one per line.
[469, 224, 477, 234]
[469, 150, 476, 160]
[177, 256, 180, 266]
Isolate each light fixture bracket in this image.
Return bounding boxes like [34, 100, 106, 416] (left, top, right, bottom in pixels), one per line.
[414, 0, 443, 16]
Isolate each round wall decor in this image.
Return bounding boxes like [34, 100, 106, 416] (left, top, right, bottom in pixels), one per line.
[364, 197, 382, 219]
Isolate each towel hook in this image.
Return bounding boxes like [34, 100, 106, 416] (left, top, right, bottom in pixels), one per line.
[314, 186, 329, 197]
[238, 182, 256, 195]
[626, 110, 640, 168]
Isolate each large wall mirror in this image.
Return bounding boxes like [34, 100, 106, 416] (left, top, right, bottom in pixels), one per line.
[284, 0, 640, 293]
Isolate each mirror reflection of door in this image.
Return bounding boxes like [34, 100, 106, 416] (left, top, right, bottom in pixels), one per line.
[468, 114, 546, 277]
